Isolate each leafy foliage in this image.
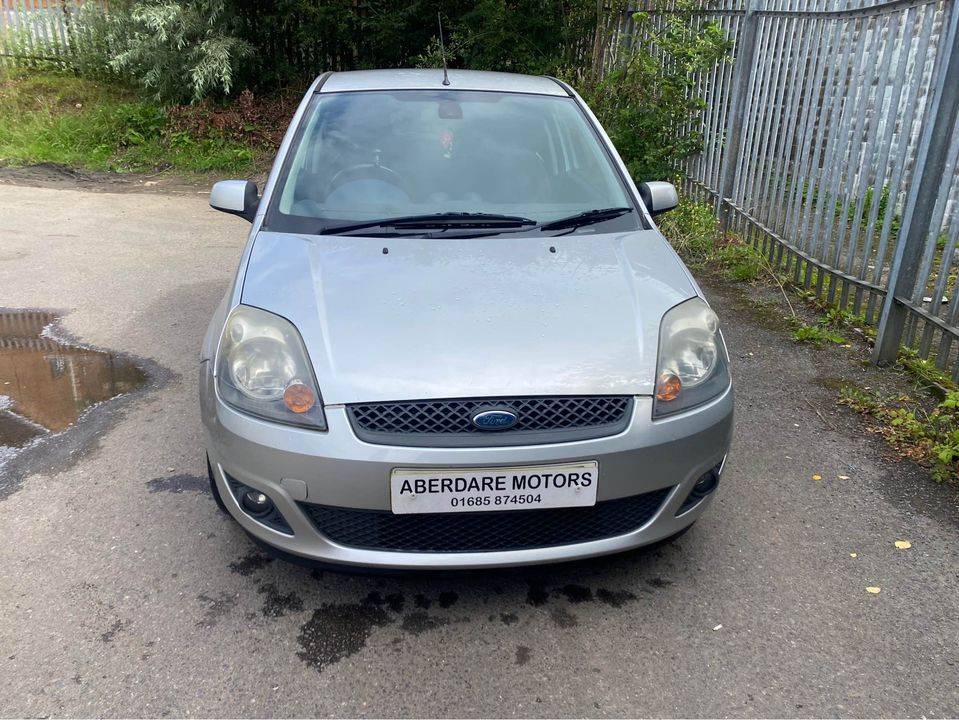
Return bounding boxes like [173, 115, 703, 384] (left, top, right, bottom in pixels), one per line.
[452, 0, 595, 76]
[2, 0, 731, 186]
[791, 323, 847, 346]
[2, 0, 729, 182]
[716, 243, 764, 282]
[0, 69, 257, 174]
[657, 198, 720, 262]
[657, 198, 765, 281]
[897, 347, 954, 396]
[110, 0, 253, 103]
[582, 2, 732, 182]
[839, 383, 959, 483]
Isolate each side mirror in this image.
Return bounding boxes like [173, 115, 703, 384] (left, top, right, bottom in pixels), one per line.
[210, 180, 259, 222]
[638, 181, 678, 216]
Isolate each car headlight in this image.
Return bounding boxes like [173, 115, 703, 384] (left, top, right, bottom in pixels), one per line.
[653, 297, 730, 418]
[216, 305, 327, 429]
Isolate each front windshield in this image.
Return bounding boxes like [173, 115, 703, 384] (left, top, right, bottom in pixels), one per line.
[267, 89, 637, 234]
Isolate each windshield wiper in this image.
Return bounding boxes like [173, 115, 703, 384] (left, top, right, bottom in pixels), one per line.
[320, 212, 537, 235]
[537, 207, 633, 232]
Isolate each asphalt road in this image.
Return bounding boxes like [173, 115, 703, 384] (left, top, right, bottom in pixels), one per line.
[0, 183, 957, 718]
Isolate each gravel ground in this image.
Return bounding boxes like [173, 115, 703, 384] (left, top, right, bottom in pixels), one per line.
[0, 182, 956, 718]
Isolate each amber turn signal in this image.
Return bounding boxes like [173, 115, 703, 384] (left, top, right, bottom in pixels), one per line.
[283, 383, 316, 413]
[656, 373, 682, 402]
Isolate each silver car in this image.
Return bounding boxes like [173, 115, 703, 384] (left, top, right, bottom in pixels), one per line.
[201, 69, 733, 570]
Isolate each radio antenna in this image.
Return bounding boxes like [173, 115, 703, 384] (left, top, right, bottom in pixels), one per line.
[437, 12, 450, 86]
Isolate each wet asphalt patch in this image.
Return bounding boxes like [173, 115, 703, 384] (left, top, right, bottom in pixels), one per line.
[285, 580, 650, 673]
[98, 619, 126, 644]
[296, 603, 391, 672]
[549, 606, 578, 628]
[221, 540, 658, 675]
[595, 588, 637, 607]
[229, 551, 275, 577]
[196, 592, 240, 628]
[146, 473, 208, 494]
[258, 582, 305, 618]
[363, 590, 405, 613]
[400, 611, 449, 635]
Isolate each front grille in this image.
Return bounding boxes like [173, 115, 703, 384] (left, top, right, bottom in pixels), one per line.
[347, 396, 632, 447]
[298, 487, 671, 553]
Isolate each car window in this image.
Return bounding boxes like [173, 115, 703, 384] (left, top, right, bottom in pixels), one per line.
[268, 89, 637, 234]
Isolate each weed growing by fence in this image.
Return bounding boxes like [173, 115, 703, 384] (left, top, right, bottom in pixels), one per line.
[656, 198, 719, 262]
[659, 197, 765, 282]
[791, 322, 847, 347]
[839, 384, 959, 483]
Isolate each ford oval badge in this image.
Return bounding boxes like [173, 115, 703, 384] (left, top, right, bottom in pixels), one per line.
[471, 409, 518, 430]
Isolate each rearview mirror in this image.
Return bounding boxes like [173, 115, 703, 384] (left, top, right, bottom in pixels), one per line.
[638, 181, 678, 216]
[210, 180, 259, 222]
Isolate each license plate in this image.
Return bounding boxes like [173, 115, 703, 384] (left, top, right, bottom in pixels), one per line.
[390, 461, 598, 515]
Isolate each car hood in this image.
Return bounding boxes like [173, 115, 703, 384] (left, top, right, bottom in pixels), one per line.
[241, 230, 696, 404]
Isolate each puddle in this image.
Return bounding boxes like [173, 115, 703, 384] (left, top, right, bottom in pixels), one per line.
[0, 309, 147, 470]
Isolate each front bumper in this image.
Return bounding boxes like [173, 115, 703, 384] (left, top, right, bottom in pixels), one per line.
[201, 363, 733, 569]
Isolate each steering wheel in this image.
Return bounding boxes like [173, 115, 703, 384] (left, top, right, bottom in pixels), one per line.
[327, 163, 410, 198]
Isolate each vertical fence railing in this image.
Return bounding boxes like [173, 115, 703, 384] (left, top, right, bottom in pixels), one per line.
[0, 0, 103, 68]
[630, 0, 959, 375]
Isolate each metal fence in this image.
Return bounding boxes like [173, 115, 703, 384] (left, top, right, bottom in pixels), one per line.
[633, 0, 959, 376]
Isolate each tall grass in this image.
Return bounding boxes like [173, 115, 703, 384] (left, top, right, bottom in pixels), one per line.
[0, 69, 255, 175]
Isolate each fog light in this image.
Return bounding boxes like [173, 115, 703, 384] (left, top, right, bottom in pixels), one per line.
[693, 471, 718, 495]
[242, 489, 273, 516]
[677, 462, 723, 514]
[223, 472, 293, 535]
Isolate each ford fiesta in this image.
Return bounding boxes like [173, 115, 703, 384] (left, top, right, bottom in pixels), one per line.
[200, 69, 733, 569]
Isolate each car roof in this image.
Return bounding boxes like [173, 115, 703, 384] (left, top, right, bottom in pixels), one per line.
[318, 69, 569, 97]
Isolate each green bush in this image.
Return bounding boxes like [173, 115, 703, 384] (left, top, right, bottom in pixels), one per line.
[109, 0, 252, 103]
[453, 0, 594, 76]
[657, 199, 720, 262]
[583, 1, 732, 182]
[65, 4, 130, 80]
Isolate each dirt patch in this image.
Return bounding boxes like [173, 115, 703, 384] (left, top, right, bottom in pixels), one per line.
[699, 270, 935, 405]
[0, 162, 262, 196]
[699, 271, 959, 524]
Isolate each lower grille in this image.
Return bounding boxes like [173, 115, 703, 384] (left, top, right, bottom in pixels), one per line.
[298, 487, 672, 553]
